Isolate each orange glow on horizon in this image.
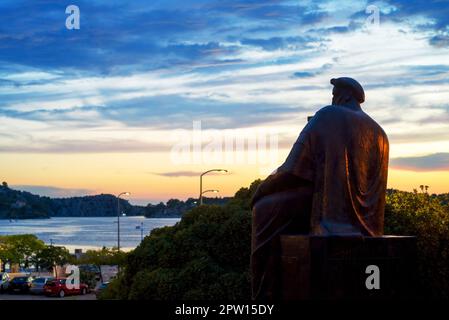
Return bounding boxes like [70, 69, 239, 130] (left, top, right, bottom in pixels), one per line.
[2, 149, 449, 206]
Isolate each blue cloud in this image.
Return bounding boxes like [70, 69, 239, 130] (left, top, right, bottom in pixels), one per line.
[293, 71, 315, 78]
[293, 63, 333, 78]
[371, 0, 449, 47]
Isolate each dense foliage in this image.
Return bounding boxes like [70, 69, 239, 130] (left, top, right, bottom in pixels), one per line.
[76, 247, 127, 267]
[35, 245, 72, 271]
[385, 189, 449, 298]
[101, 181, 449, 300]
[0, 234, 45, 268]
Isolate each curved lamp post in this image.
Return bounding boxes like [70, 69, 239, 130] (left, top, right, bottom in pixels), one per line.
[201, 189, 219, 198]
[199, 169, 227, 205]
[117, 192, 130, 251]
[200, 190, 219, 205]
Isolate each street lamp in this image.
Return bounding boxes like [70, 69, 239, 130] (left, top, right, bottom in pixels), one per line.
[201, 189, 220, 205]
[199, 169, 227, 205]
[117, 192, 130, 251]
[202, 189, 219, 195]
[200, 190, 219, 205]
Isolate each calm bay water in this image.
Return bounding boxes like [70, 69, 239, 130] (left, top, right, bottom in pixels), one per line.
[0, 216, 180, 252]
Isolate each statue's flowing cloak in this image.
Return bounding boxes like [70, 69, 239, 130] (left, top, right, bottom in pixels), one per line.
[250, 104, 389, 299]
[278, 105, 389, 236]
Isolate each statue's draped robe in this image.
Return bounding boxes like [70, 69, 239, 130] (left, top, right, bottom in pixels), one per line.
[251, 104, 389, 300]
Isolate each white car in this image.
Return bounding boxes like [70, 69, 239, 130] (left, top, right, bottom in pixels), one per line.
[0, 272, 10, 293]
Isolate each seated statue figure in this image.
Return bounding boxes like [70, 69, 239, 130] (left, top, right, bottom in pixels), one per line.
[250, 77, 389, 300]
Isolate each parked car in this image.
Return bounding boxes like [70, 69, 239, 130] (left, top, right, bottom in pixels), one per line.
[43, 278, 89, 298]
[8, 276, 34, 293]
[94, 282, 109, 299]
[0, 273, 10, 293]
[30, 276, 55, 294]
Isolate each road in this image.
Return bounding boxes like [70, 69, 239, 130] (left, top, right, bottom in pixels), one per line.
[0, 293, 96, 300]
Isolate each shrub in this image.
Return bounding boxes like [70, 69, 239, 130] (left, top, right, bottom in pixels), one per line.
[385, 189, 449, 298]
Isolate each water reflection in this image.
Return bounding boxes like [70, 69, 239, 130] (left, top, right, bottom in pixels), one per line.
[0, 216, 180, 252]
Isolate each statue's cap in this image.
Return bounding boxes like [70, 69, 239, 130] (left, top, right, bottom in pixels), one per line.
[330, 77, 365, 103]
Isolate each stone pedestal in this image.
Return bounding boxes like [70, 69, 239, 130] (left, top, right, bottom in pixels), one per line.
[280, 235, 417, 299]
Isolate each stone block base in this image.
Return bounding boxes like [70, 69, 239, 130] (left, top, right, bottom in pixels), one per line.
[280, 235, 417, 299]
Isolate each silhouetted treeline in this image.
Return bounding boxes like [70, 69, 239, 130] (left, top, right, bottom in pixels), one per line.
[143, 197, 231, 218]
[0, 183, 142, 219]
[0, 182, 231, 219]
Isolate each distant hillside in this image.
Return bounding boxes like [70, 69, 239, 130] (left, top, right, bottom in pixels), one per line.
[52, 194, 144, 217]
[0, 182, 231, 219]
[0, 182, 143, 219]
[0, 183, 52, 219]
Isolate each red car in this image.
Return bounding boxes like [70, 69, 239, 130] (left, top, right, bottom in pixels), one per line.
[43, 278, 89, 298]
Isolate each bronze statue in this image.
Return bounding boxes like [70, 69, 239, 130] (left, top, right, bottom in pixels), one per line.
[250, 77, 389, 300]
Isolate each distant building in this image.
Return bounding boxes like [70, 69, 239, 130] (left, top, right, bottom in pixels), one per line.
[11, 200, 26, 209]
[74, 248, 84, 260]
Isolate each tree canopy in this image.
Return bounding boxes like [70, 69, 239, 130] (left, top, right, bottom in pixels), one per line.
[0, 234, 45, 267]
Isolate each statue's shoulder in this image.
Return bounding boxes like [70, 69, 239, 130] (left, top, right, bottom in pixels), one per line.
[317, 105, 336, 113]
[313, 105, 345, 120]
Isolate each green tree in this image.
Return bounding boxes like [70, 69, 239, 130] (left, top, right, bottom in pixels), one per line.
[0, 235, 45, 269]
[76, 247, 127, 267]
[166, 199, 182, 209]
[385, 188, 449, 298]
[35, 245, 71, 272]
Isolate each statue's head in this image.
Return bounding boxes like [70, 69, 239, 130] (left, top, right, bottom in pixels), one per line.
[330, 77, 365, 107]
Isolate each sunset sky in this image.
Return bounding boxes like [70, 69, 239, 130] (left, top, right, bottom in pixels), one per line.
[1, 0, 449, 205]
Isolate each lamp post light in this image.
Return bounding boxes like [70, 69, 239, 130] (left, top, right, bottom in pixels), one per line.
[117, 192, 130, 251]
[199, 169, 227, 205]
[200, 190, 219, 205]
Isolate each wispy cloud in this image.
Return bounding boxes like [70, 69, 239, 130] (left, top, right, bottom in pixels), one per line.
[152, 170, 232, 177]
[390, 153, 449, 171]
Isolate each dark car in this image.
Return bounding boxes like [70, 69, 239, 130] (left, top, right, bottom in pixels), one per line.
[8, 276, 33, 293]
[94, 282, 109, 299]
[43, 278, 89, 298]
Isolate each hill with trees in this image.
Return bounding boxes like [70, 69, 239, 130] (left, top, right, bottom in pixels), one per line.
[0, 182, 232, 219]
[0, 182, 143, 219]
